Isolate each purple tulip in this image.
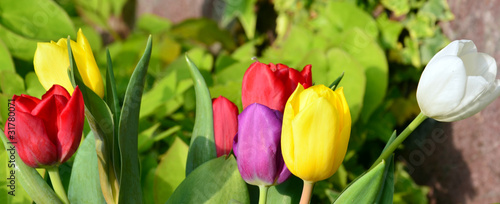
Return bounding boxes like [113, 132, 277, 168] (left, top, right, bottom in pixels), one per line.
[233, 103, 291, 186]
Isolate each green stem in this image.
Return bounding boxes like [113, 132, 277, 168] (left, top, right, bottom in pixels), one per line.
[299, 180, 315, 204]
[258, 185, 269, 204]
[371, 112, 428, 169]
[47, 167, 70, 204]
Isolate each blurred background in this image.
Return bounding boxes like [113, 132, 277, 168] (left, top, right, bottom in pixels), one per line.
[0, 0, 499, 203]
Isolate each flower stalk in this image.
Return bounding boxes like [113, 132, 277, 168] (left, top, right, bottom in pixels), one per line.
[47, 167, 70, 204]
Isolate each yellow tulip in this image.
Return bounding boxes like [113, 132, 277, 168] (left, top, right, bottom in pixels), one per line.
[34, 28, 104, 98]
[281, 84, 351, 182]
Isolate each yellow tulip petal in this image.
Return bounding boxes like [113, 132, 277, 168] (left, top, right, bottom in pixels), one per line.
[71, 29, 104, 98]
[291, 96, 340, 182]
[34, 42, 74, 95]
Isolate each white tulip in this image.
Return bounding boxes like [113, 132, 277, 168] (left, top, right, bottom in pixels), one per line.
[416, 40, 500, 122]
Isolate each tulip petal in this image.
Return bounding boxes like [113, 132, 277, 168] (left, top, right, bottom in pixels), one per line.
[300, 64, 313, 88]
[31, 93, 69, 145]
[416, 56, 467, 118]
[57, 87, 85, 163]
[462, 52, 497, 82]
[42, 84, 71, 100]
[34, 41, 74, 94]
[333, 88, 351, 172]
[14, 95, 40, 113]
[235, 103, 284, 186]
[291, 97, 340, 182]
[14, 111, 58, 167]
[212, 96, 239, 157]
[242, 62, 286, 111]
[71, 29, 104, 98]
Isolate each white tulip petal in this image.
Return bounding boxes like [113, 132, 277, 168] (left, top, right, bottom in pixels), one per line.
[461, 52, 497, 81]
[417, 56, 467, 118]
[456, 40, 477, 57]
[441, 79, 500, 122]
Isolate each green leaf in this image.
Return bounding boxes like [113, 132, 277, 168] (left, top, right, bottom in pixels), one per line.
[0, 39, 14, 72]
[69, 37, 117, 204]
[137, 14, 172, 34]
[105, 49, 122, 182]
[0, 135, 32, 203]
[0, 132, 62, 204]
[374, 156, 394, 204]
[0, 70, 25, 96]
[0, 24, 38, 61]
[376, 13, 405, 49]
[154, 137, 188, 204]
[170, 19, 236, 50]
[324, 2, 379, 39]
[140, 70, 177, 118]
[0, 0, 75, 40]
[326, 48, 366, 123]
[381, 0, 410, 16]
[222, 0, 257, 39]
[333, 160, 386, 203]
[184, 54, 216, 176]
[266, 175, 303, 204]
[167, 156, 249, 204]
[339, 28, 388, 122]
[25, 72, 46, 98]
[118, 36, 153, 203]
[68, 133, 106, 204]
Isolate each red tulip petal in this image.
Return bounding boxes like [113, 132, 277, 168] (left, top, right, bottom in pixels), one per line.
[13, 111, 58, 167]
[213, 96, 239, 157]
[242, 62, 286, 112]
[42, 84, 71, 100]
[300, 64, 313, 88]
[14, 95, 41, 113]
[31, 94, 69, 145]
[57, 86, 84, 163]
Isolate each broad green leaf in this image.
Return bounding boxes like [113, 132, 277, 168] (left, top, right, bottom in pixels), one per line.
[381, 0, 410, 16]
[184, 54, 216, 176]
[231, 41, 256, 61]
[214, 60, 253, 85]
[167, 156, 249, 204]
[74, 0, 111, 29]
[154, 137, 188, 204]
[0, 135, 32, 203]
[333, 160, 386, 203]
[421, 0, 454, 21]
[406, 12, 436, 39]
[222, 0, 257, 39]
[118, 36, 152, 203]
[69, 38, 117, 204]
[376, 13, 404, 49]
[0, 39, 14, 72]
[0, 0, 75, 40]
[420, 29, 450, 65]
[339, 28, 388, 122]
[25, 72, 45, 98]
[0, 70, 25, 96]
[0, 132, 62, 204]
[170, 19, 236, 50]
[266, 175, 303, 204]
[0, 24, 38, 61]
[138, 123, 161, 153]
[139, 70, 177, 118]
[263, 25, 312, 66]
[137, 14, 172, 34]
[209, 81, 243, 112]
[326, 48, 366, 123]
[324, 2, 379, 39]
[68, 133, 106, 204]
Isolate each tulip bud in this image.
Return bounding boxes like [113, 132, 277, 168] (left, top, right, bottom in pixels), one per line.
[212, 96, 239, 157]
[242, 62, 312, 112]
[233, 103, 291, 186]
[416, 40, 500, 122]
[281, 84, 351, 182]
[4, 85, 85, 168]
[34, 28, 104, 98]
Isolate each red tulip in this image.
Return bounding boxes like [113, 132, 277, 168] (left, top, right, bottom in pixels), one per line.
[212, 96, 239, 157]
[242, 62, 312, 112]
[4, 85, 85, 168]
